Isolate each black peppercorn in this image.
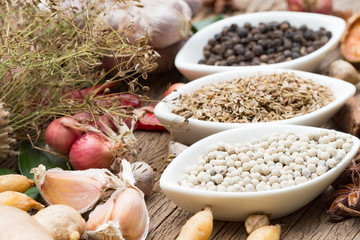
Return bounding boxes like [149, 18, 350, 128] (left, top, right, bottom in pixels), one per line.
[284, 50, 292, 58]
[284, 31, 294, 40]
[243, 22, 251, 29]
[199, 21, 331, 66]
[253, 45, 263, 56]
[237, 27, 248, 38]
[234, 44, 245, 55]
[224, 49, 234, 58]
[244, 51, 255, 61]
[304, 30, 315, 41]
[258, 39, 268, 49]
[283, 39, 292, 50]
[280, 21, 290, 31]
[208, 38, 217, 46]
[291, 51, 300, 59]
[226, 55, 237, 65]
[260, 54, 269, 63]
[230, 23, 238, 32]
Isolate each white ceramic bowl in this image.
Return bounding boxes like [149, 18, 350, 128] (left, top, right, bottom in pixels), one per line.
[160, 124, 360, 221]
[175, 11, 346, 81]
[154, 68, 355, 145]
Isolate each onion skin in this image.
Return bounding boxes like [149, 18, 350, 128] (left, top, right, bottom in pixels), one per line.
[69, 133, 116, 170]
[46, 117, 83, 155]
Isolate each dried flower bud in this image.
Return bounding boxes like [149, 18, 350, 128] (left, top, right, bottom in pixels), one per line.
[131, 161, 155, 196]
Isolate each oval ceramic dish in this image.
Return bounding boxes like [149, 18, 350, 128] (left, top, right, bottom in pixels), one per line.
[160, 124, 360, 221]
[175, 11, 346, 80]
[154, 68, 355, 145]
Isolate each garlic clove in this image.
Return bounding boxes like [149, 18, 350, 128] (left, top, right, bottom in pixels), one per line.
[86, 187, 149, 240]
[110, 188, 149, 240]
[86, 196, 115, 231]
[86, 160, 149, 240]
[31, 164, 122, 213]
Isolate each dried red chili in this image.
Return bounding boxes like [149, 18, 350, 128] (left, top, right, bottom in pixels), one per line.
[135, 105, 165, 131]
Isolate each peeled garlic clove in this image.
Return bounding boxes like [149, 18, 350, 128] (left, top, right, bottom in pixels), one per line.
[86, 188, 149, 240]
[0, 191, 44, 211]
[0, 174, 34, 193]
[31, 164, 122, 213]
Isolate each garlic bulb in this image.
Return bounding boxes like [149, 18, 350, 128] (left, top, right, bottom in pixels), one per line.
[31, 164, 123, 213]
[86, 160, 149, 240]
[183, 0, 202, 16]
[102, 0, 192, 49]
[46, 0, 192, 49]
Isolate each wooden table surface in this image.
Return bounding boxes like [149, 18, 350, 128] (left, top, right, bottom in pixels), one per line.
[137, 52, 360, 240]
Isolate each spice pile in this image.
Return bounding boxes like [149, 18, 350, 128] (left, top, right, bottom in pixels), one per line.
[171, 73, 334, 123]
[179, 130, 354, 192]
[198, 21, 332, 66]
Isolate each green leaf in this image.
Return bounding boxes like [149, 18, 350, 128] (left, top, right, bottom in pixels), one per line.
[18, 141, 69, 180]
[0, 168, 16, 175]
[24, 187, 40, 200]
[192, 14, 225, 33]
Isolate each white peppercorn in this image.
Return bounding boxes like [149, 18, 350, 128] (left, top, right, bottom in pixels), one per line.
[243, 176, 252, 185]
[269, 176, 279, 185]
[272, 182, 281, 189]
[197, 172, 207, 182]
[179, 130, 354, 193]
[217, 185, 227, 192]
[245, 184, 255, 192]
[307, 164, 316, 172]
[343, 142, 352, 152]
[311, 173, 318, 179]
[208, 185, 217, 191]
[318, 151, 330, 161]
[327, 158, 337, 168]
[302, 168, 311, 178]
[316, 166, 327, 176]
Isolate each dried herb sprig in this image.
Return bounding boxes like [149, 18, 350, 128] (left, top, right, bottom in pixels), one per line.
[0, 0, 158, 146]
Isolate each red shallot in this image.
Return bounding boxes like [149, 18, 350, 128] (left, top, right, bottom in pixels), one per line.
[69, 133, 119, 170]
[45, 117, 83, 155]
